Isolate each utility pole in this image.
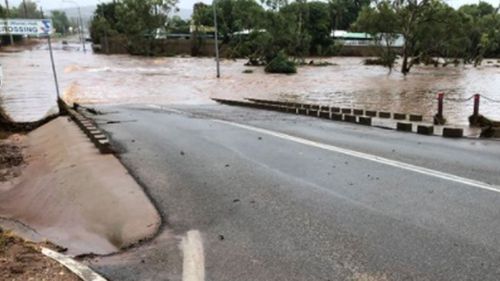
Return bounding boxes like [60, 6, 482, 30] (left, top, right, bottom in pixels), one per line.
[98, 0, 109, 54]
[63, 0, 86, 53]
[22, 0, 28, 18]
[4, 0, 14, 45]
[212, 0, 220, 78]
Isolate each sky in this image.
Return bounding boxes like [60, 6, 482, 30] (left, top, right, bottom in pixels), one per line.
[6, 0, 500, 11]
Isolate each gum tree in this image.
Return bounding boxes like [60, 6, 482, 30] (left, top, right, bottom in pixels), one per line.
[354, 0, 469, 75]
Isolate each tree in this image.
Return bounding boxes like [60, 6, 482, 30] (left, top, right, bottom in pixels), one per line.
[90, 1, 121, 44]
[89, 0, 178, 55]
[167, 15, 190, 33]
[17, 0, 41, 18]
[191, 0, 265, 44]
[306, 1, 334, 55]
[329, 0, 370, 30]
[354, 0, 470, 75]
[51, 10, 71, 35]
[115, 0, 178, 38]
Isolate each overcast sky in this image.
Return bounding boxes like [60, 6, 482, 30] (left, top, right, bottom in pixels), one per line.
[7, 0, 499, 11]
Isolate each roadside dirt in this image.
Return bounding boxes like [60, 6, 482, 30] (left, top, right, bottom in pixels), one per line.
[0, 138, 23, 182]
[0, 228, 81, 281]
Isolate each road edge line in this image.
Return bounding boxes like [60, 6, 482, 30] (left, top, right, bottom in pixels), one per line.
[181, 230, 205, 281]
[41, 247, 107, 281]
[215, 119, 500, 194]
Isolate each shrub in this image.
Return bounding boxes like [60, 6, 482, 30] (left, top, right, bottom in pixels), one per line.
[264, 52, 297, 74]
[243, 69, 254, 74]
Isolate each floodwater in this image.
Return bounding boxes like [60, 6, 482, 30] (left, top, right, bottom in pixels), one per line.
[1, 40, 499, 125]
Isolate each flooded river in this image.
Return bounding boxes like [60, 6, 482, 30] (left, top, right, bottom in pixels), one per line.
[1, 40, 499, 125]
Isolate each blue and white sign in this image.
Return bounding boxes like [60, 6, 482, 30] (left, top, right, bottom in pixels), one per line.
[0, 19, 53, 36]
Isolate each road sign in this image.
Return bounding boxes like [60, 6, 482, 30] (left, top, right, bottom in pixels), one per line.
[0, 19, 52, 36]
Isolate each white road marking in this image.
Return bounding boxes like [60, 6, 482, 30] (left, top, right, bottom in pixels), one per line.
[215, 120, 500, 194]
[181, 230, 205, 281]
[41, 247, 107, 281]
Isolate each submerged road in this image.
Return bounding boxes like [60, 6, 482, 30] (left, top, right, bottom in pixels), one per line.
[85, 104, 500, 281]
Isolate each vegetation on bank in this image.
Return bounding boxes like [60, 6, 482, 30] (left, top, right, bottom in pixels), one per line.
[87, 0, 500, 74]
[353, 1, 500, 74]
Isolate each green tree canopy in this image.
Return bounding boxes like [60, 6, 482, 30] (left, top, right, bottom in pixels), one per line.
[51, 10, 71, 35]
[354, 0, 475, 75]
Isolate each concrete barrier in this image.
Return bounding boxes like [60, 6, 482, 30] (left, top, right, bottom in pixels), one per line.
[379, 112, 391, 118]
[308, 109, 318, 116]
[442, 128, 463, 138]
[344, 115, 357, 123]
[417, 125, 434, 135]
[397, 122, 413, 132]
[96, 139, 112, 154]
[331, 113, 342, 121]
[394, 113, 407, 120]
[353, 109, 364, 115]
[358, 116, 372, 126]
[409, 114, 423, 122]
[319, 111, 330, 119]
[365, 110, 377, 117]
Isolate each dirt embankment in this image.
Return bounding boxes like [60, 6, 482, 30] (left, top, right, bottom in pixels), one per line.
[0, 117, 161, 256]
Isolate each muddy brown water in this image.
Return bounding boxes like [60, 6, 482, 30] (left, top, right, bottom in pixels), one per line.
[1, 41, 499, 125]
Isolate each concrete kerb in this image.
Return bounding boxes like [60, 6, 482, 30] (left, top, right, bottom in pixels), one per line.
[358, 116, 372, 126]
[417, 125, 434, 135]
[211, 98, 477, 140]
[443, 127, 464, 138]
[341, 108, 352, 114]
[365, 110, 377, 117]
[409, 114, 423, 122]
[66, 107, 113, 154]
[353, 109, 364, 115]
[394, 113, 407, 120]
[379, 112, 391, 118]
[344, 115, 357, 123]
[41, 247, 107, 281]
[397, 122, 413, 132]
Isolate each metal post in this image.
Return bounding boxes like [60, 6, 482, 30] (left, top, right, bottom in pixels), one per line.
[212, 1, 220, 78]
[4, 0, 14, 45]
[433, 92, 446, 125]
[437, 92, 444, 118]
[77, 6, 86, 53]
[47, 35, 61, 101]
[473, 94, 480, 116]
[63, 0, 86, 53]
[22, 0, 28, 18]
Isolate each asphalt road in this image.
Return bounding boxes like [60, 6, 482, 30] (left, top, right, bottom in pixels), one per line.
[84, 104, 500, 281]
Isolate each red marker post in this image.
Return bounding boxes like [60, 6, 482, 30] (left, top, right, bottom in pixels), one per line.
[437, 92, 444, 117]
[473, 94, 480, 116]
[434, 92, 446, 125]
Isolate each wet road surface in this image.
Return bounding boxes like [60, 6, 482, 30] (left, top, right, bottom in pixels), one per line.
[84, 104, 500, 281]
